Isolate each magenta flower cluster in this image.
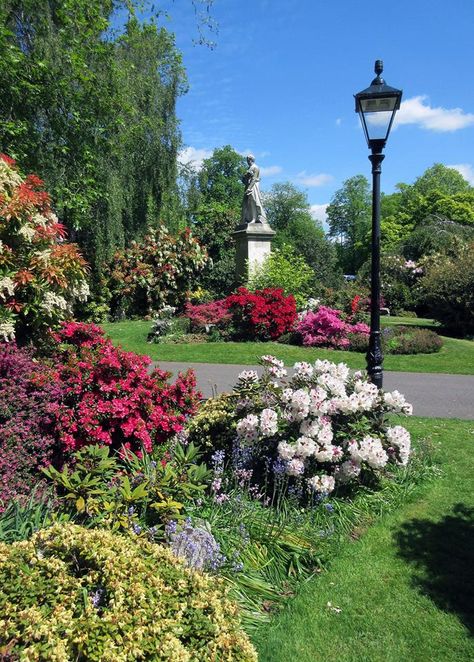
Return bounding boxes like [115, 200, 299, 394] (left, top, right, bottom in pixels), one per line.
[296, 306, 370, 349]
[0, 343, 62, 509]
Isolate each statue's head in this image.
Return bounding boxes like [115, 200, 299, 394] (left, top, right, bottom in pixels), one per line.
[246, 154, 255, 165]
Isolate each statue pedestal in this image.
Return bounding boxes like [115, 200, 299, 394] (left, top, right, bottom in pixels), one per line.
[233, 222, 276, 283]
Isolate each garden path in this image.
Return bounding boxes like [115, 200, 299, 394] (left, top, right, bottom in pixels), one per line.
[153, 362, 474, 420]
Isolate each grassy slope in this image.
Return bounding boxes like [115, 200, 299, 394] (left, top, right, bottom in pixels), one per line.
[255, 418, 474, 662]
[102, 320, 474, 375]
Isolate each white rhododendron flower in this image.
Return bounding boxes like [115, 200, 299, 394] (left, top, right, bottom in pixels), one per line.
[383, 390, 413, 416]
[336, 459, 361, 483]
[278, 441, 297, 461]
[348, 436, 388, 469]
[260, 408, 278, 437]
[293, 361, 314, 378]
[238, 369, 259, 383]
[308, 474, 336, 494]
[287, 458, 305, 476]
[386, 425, 411, 465]
[317, 423, 334, 445]
[294, 436, 317, 458]
[317, 373, 346, 397]
[236, 414, 260, 442]
[299, 417, 322, 438]
[313, 443, 336, 463]
[230, 355, 413, 497]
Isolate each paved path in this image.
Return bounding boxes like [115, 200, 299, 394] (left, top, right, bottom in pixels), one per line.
[155, 361, 474, 420]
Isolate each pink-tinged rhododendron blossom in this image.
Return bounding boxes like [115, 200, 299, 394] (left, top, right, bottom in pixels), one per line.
[229, 354, 412, 497]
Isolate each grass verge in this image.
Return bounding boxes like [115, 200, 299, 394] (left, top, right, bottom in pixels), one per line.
[102, 320, 474, 375]
[254, 417, 474, 662]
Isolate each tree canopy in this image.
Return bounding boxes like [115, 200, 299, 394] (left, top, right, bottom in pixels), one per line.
[326, 175, 371, 274]
[0, 1, 186, 273]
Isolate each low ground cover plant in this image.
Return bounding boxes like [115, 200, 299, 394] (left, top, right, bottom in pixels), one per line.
[0, 523, 256, 661]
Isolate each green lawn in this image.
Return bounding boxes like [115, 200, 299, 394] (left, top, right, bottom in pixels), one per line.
[102, 319, 474, 375]
[254, 418, 474, 662]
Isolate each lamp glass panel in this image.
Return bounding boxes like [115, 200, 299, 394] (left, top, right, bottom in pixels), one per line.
[360, 109, 393, 141]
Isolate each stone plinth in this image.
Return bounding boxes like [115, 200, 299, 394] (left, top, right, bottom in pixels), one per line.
[233, 221, 276, 283]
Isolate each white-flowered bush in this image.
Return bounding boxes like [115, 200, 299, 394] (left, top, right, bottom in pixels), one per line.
[227, 356, 413, 498]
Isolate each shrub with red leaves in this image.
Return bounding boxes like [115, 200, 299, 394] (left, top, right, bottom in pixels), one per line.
[0, 343, 61, 509]
[51, 322, 200, 455]
[225, 287, 297, 341]
[183, 299, 232, 331]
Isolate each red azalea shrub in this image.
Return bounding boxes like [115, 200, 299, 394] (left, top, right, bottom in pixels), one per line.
[296, 306, 370, 349]
[183, 299, 232, 331]
[0, 343, 62, 509]
[225, 287, 297, 341]
[51, 322, 200, 455]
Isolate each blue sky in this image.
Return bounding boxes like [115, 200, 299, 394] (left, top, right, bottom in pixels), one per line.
[152, 0, 474, 224]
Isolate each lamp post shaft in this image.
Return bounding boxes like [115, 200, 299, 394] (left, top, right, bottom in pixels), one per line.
[367, 150, 385, 389]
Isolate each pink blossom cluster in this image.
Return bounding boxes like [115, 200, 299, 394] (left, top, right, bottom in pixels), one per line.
[296, 306, 370, 349]
[50, 322, 200, 455]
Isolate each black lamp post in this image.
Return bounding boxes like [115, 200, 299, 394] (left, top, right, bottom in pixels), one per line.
[354, 60, 402, 389]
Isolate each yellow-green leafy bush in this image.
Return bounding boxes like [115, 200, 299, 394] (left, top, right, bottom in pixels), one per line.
[186, 393, 237, 456]
[0, 523, 257, 662]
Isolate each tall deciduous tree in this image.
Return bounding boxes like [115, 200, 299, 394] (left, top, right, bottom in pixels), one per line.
[189, 146, 246, 296]
[264, 182, 340, 289]
[0, 1, 185, 273]
[326, 175, 371, 274]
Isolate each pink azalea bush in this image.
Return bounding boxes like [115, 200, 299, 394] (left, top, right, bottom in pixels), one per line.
[51, 322, 200, 455]
[296, 306, 370, 349]
[0, 343, 62, 509]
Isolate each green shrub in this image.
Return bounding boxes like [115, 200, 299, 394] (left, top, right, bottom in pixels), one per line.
[357, 254, 421, 314]
[247, 244, 314, 309]
[348, 326, 443, 355]
[186, 393, 237, 459]
[104, 226, 208, 319]
[0, 523, 257, 661]
[416, 242, 474, 335]
[382, 326, 443, 355]
[43, 444, 211, 536]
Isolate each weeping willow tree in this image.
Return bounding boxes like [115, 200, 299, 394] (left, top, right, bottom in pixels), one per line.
[0, 0, 188, 273]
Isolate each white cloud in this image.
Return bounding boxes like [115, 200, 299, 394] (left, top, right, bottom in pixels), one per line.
[260, 165, 283, 177]
[295, 171, 334, 187]
[177, 146, 213, 169]
[447, 163, 474, 185]
[310, 203, 329, 223]
[335, 118, 342, 126]
[395, 96, 474, 132]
